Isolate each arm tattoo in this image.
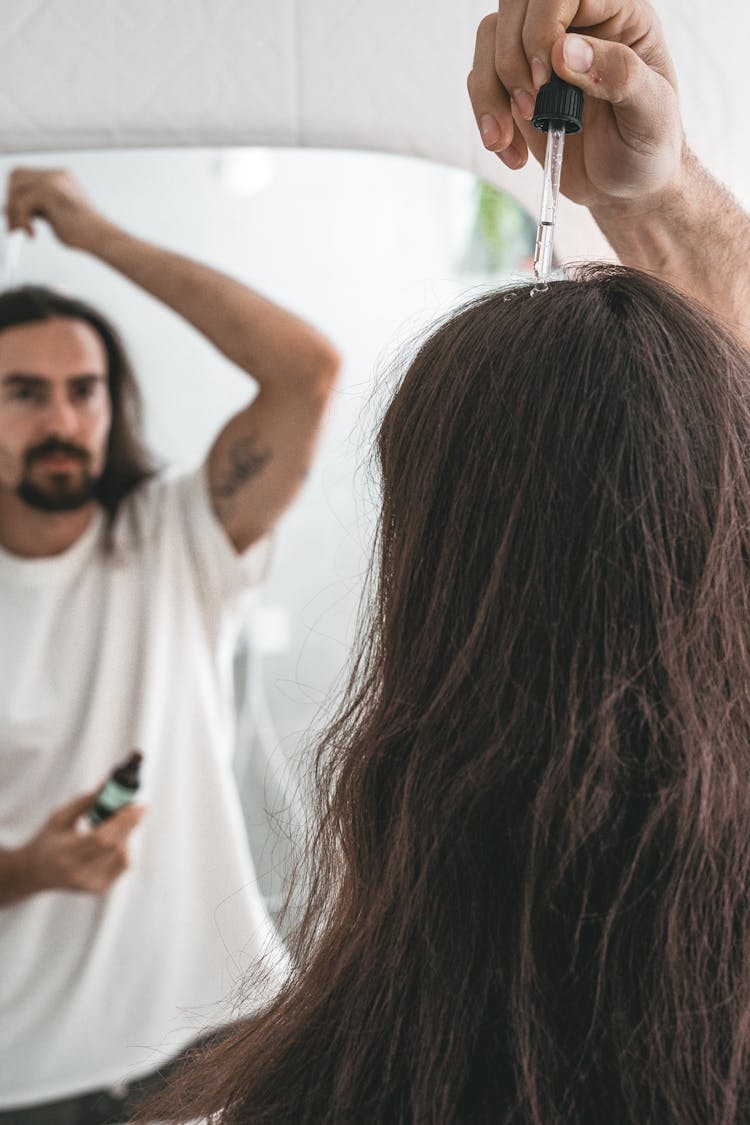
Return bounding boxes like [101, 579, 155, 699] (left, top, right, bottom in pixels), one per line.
[212, 432, 272, 514]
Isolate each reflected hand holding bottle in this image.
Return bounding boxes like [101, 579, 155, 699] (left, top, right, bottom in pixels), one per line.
[22, 787, 146, 897]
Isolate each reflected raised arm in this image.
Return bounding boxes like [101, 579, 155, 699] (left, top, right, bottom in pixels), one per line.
[5, 167, 341, 552]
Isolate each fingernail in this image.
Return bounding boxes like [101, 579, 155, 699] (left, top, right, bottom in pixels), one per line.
[499, 145, 523, 171]
[479, 114, 501, 148]
[511, 89, 535, 121]
[531, 57, 549, 90]
[563, 35, 594, 73]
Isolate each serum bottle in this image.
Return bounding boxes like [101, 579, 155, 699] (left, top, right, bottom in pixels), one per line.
[89, 750, 143, 826]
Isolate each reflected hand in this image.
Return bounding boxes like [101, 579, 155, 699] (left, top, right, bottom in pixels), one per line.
[4, 167, 108, 251]
[23, 789, 145, 895]
[467, 1, 684, 210]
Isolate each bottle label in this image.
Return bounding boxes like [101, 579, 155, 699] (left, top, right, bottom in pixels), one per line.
[90, 779, 136, 824]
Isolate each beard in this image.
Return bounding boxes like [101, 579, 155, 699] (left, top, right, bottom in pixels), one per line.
[17, 440, 101, 512]
[17, 473, 98, 512]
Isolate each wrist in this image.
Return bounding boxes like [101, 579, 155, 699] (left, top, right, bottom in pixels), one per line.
[586, 149, 708, 286]
[590, 145, 695, 245]
[586, 148, 750, 349]
[0, 843, 45, 905]
[76, 214, 120, 256]
[18, 842, 41, 893]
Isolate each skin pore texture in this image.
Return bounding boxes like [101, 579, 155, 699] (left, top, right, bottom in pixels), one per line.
[0, 317, 111, 559]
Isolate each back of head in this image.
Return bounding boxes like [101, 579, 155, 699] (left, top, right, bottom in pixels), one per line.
[137, 265, 750, 1124]
[0, 285, 156, 520]
[361, 264, 750, 1121]
[379, 263, 750, 713]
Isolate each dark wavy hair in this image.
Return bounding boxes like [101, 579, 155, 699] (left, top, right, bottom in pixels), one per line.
[137, 265, 750, 1124]
[0, 285, 157, 522]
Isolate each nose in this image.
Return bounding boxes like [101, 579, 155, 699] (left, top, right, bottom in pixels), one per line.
[44, 390, 79, 439]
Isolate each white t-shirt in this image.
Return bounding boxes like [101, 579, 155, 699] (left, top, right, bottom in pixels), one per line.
[0, 466, 287, 1108]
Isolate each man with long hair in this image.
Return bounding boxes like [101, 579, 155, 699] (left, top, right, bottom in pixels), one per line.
[0, 168, 339, 1123]
[134, 3, 750, 1124]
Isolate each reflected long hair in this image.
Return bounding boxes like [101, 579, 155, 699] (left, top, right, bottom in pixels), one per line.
[139, 265, 750, 1123]
[0, 286, 157, 521]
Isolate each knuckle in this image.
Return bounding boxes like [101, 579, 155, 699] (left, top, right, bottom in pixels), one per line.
[492, 26, 513, 65]
[493, 39, 527, 87]
[521, 8, 566, 69]
[521, 25, 545, 65]
[607, 46, 638, 102]
[478, 13, 497, 39]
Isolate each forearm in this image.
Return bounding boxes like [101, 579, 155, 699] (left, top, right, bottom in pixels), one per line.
[591, 149, 750, 348]
[0, 845, 41, 907]
[85, 221, 338, 391]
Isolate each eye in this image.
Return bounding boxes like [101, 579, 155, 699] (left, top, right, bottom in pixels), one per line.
[11, 384, 43, 403]
[71, 381, 99, 402]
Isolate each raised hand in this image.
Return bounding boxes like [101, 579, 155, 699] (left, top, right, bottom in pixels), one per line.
[4, 167, 109, 251]
[467, 1, 684, 209]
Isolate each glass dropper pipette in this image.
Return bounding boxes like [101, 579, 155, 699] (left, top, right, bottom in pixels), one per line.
[531, 72, 584, 282]
[534, 124, 565, 279]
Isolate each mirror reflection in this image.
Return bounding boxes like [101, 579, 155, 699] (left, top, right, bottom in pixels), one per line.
[0, 147, 534, 1120]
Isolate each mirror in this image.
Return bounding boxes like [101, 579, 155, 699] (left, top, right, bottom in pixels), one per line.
[0, 146, 535, 1109]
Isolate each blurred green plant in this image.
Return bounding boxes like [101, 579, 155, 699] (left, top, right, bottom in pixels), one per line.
[460, 180, 536, 275]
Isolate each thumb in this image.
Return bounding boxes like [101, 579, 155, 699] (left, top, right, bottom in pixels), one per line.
[95, 802, 146, 844]
[551, 33, 674, 142]
[48, 789, 100, 829]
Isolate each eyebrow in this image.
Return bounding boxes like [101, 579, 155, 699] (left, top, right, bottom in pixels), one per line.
[1, 372, 107, 387]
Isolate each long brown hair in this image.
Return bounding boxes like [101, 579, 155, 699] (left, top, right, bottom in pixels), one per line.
[0, 286, 157, 521]
[139, 265, 750, 1123]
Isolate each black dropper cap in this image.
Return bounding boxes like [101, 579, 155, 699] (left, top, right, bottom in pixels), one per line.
[531, 71, 583, 134]
[112, 750, 143, 789]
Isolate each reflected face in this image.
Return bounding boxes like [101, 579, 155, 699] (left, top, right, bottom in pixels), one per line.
[0, 318, 111, 512]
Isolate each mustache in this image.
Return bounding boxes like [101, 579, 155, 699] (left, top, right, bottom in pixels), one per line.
[26, 438, 90, 466]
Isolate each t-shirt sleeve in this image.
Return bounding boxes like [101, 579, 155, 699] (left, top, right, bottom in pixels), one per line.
[173, 462, 273, 604]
